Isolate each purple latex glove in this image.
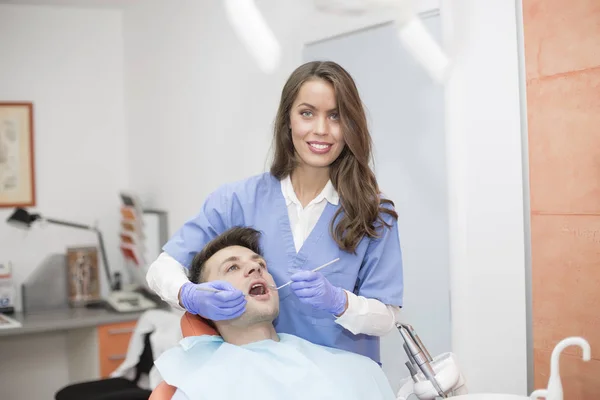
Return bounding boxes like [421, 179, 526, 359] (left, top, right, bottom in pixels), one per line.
[179, 281, 246, 321]
[290, 270, 347, 315]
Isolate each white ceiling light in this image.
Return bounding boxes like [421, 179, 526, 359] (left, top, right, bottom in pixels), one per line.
[223, 0, 282, 74]
[313, 0, 451, 84]
[224, 0, 451, 83]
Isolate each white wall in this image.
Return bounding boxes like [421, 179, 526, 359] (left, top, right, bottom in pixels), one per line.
[124, 0, 281, 233]
[443, 0, 528, 395]
[0, 4, 128, 309]
[0, 5, 127, 400]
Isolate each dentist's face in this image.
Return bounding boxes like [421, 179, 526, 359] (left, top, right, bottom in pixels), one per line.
[203, 246, 279, 324]
[289, 78, 345, 170]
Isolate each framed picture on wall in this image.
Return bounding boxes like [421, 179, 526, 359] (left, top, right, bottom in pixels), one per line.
[0, 102, 35, 208]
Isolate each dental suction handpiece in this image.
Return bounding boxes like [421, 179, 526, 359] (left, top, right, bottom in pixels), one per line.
[403, 324, 433, 362]
[403, 342, 419, 367]
[405, 361, 419, 382]
[397, 323, 447, 398]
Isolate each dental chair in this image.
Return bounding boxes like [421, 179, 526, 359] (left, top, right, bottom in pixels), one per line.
[147, 313, 464, 400]
[147, 313, 469, 400]
[149, 314, 586, 400]
[149, 313, 217, 400]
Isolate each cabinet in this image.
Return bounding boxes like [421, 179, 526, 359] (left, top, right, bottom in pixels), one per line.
[97, 320, 137, 377]
[0, 308, 145, 400]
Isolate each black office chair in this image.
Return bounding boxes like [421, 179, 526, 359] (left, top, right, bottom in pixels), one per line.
[55, 331, 154, 400]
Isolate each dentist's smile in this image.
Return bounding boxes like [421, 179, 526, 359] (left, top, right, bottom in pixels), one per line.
[307, 141, 333, 154]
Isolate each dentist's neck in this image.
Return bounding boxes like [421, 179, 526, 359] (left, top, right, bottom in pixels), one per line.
[291, 165, 330, 208]
[217, 321, 279, 346]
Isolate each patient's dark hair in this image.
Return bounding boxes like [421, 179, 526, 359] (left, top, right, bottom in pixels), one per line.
[189, 226, 263, 284]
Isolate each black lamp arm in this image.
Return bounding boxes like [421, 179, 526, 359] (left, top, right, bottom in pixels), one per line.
[44, 218, 95, 231]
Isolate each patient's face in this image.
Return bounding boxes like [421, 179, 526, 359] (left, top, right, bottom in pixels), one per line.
[203, 245, 279, 325]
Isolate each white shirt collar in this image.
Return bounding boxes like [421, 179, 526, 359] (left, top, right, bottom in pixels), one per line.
[280, 175, 340, 207]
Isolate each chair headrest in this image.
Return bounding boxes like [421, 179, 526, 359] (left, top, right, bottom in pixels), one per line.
[180, 312, 219, 337]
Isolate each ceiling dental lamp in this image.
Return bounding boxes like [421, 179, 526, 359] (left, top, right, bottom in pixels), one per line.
[223, 0, 451, 84]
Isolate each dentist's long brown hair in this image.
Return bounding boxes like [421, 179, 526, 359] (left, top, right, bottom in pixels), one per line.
[270, 61, 398, 253]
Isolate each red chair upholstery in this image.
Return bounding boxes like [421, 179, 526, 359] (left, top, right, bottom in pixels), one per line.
[149, 313, 218, 400]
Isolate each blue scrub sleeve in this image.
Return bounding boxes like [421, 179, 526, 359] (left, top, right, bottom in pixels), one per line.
[162, 188, 232, 269]
[356, 208, 404, 307]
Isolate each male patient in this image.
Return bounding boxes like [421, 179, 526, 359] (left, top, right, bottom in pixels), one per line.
[154, 227, 396, 400]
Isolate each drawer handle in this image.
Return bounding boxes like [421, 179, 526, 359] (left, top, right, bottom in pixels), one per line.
[108, 327, 135, 335]
[108, 354, 126, 361]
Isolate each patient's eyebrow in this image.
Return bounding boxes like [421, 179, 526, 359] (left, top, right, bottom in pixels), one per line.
[252, 254, 267, 266]
[220, 256, 239, 267]
[219, 254, 265, 267]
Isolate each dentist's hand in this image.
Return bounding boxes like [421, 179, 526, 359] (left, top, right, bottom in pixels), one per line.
[179, 281, 246, 321]
[290, 271, 348, 316]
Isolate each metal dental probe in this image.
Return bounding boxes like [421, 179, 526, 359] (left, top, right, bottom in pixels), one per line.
[196, 257, 340, 295]
[274, 257, 341, 290]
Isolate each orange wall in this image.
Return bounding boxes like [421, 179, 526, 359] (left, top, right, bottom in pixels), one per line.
[523, 0, 600, 397]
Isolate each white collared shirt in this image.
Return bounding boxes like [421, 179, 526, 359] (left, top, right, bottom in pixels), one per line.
[280, 176, 400, 336]
[280, 175, 339, 252]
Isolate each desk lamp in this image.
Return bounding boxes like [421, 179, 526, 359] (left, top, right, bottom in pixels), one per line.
[6, 207, 118, 291]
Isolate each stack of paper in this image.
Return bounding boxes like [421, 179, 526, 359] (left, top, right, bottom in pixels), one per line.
[118, 191, 146, 269]
[0, 313, 21, 330]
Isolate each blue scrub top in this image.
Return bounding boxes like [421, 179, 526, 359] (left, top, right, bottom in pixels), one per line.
[163, 173, 404, 364]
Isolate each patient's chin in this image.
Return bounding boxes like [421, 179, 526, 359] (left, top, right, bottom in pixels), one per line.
[233, 304, 278, 327]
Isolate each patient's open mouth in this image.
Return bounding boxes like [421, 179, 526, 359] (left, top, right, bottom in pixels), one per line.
[248, 281, 270, 299]
[249, 283, 266, 296]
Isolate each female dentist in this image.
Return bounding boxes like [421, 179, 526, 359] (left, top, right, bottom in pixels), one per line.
[146, 60, 404, 365]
